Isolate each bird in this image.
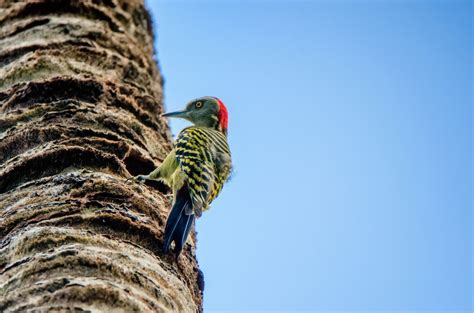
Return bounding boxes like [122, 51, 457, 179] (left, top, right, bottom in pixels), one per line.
[132, 96, 232, 256]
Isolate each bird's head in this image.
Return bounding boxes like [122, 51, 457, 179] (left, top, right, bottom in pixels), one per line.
[162, 96, 228, 135]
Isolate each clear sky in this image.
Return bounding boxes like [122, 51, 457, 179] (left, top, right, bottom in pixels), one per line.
[147, 1, 472, 312]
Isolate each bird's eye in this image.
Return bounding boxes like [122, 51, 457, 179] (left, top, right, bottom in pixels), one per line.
[195, 101, 203, 108]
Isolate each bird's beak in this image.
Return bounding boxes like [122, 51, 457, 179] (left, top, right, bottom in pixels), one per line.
[161, 110, 189, 119]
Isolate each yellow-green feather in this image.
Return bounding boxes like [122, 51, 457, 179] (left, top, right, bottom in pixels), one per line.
[152, 126, 232, 217]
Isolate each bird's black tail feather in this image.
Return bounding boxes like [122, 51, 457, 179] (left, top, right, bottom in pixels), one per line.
[163, 185, 195, 256]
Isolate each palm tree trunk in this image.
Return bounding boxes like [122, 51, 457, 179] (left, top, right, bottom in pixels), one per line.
[0, 0, 203, 311]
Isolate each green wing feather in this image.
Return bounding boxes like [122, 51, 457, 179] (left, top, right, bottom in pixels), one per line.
[174, 127, 231, 216]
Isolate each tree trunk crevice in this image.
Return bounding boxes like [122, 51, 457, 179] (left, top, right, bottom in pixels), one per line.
[0, 0, 203, 311]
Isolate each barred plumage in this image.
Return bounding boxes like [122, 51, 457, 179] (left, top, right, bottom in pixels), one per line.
[134, 96, 232, 256]
[175, 127, 232, 216]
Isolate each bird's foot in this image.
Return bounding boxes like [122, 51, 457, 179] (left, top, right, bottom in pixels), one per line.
[125, 174, 149, 184]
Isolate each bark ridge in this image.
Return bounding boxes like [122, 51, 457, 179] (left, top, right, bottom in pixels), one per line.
[0, 0, 203, 311]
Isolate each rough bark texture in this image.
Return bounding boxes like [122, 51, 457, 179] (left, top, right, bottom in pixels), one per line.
[0, 0, 203, 311]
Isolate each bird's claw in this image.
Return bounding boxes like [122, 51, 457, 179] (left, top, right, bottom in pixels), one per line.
[126, 174, 148, 184]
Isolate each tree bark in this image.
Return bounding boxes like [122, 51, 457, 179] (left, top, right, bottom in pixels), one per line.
[0, 0, 203, 311]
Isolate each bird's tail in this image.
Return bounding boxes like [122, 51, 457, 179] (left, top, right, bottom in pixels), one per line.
[163, 185, 195, 256]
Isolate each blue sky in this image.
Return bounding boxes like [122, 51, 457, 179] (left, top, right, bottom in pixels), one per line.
[147, 1, 472, 312]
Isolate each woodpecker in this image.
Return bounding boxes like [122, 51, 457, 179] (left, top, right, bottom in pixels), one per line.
[133, 96, 232, 256]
